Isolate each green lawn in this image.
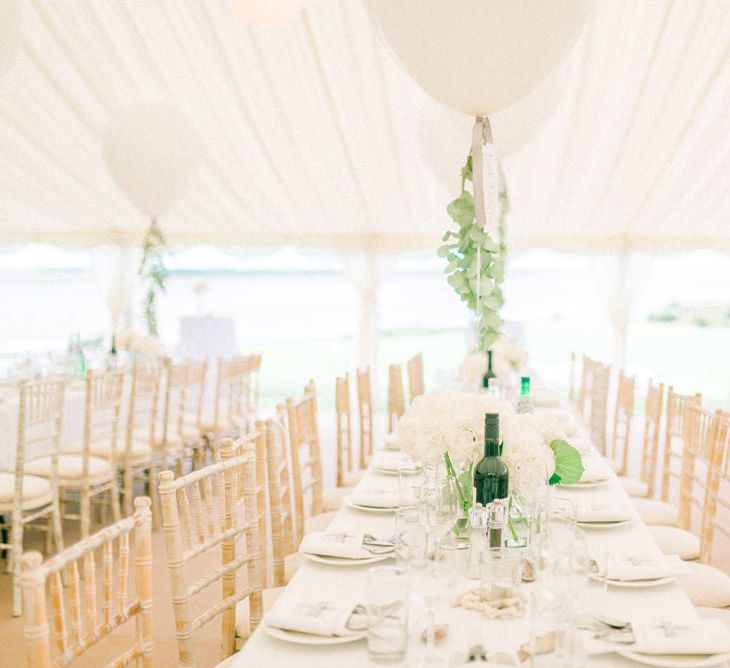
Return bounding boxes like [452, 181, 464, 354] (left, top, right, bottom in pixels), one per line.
[251, 319, 729, 412]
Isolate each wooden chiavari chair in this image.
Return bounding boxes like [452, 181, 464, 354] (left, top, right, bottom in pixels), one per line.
[20, 496, 153, 668]
[34, 368, 125, 538]
[577, 355, 596, 419]
[357, 367, 374, 471]
[287, 381, 338, 547]
[607, 371, 635, 475]
[673, 408, 730, 608]
[568, 352, 577, 404]
[231, 354, 261, 435]
[335, 373, 356, 488]
[588, 362, 610, 456]
[387, 363, 405, 433]
[0, 377, 66, 616]
[619, 381, 663, 498]
[158, 440, 264, 665]
[406, 353, 425, 403]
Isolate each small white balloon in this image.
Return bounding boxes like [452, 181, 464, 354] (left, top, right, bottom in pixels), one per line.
[102, 102, 203, 220]
[367, 0, 592, 116]
[230, 0, 305, 25]
[0, 0, 23, 82]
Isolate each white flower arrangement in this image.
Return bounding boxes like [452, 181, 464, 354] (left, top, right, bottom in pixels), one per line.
[396, 388, 581, 497]
[115, 329, 165, 359]
[458, 334, 528, 388]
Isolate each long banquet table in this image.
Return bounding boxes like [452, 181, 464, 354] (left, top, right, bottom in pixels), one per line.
[232, 411, 710, 667]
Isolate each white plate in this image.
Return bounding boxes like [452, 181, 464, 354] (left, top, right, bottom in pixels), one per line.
[304, 552, 392, 567]
[345, 497, 397, 513]
[590, 575, 676, 588]
[373, 465, 422, 477]
[577, 519, 631, 529]
[617, 649, 730, 667]
[560, 479, 609, 489]
[263, 623, 367, 646]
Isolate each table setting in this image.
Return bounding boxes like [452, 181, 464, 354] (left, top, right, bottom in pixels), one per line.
[233, 378, 730, 667]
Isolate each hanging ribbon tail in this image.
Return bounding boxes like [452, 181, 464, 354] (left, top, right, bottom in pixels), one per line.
[471, 116, 499, 236]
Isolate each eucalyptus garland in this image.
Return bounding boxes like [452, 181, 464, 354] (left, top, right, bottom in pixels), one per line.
[139, 220, 168, 337]
[438, 154, 506, 350]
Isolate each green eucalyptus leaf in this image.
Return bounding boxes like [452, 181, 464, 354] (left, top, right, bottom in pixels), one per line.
[548, 440, 584, 486]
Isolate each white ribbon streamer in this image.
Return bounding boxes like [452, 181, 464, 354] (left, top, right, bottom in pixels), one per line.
[471, 116, 499, 236]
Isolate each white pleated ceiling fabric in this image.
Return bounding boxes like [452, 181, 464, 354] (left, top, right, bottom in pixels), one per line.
[0, 0, 728, 253]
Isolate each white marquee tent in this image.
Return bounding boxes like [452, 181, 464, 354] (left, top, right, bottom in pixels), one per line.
[0, 0, 729, 253]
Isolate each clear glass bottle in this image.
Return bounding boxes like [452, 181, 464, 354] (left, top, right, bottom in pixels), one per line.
[467, 503, 488, 579]
[517, 375, 533, 414]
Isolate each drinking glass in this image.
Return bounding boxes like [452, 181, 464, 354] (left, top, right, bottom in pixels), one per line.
[529, 586, 587, 667]
[367, 566, 410, 664]
[398, 467, 424, 508]
[394, 506, 428, 568]
[480, 547, 524, 608]
[423, 474, 459, 546]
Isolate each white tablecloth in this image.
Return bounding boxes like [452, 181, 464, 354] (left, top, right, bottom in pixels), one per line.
[232, 422, 708, 666]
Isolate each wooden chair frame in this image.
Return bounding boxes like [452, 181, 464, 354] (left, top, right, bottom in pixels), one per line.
[589, 362, 610, 456]
[387, 363, 405, 433]
[406, 353, 424, 403]
[578, 355, 596, 419]
[702, 409, 730, 564]
[159, 440, 263, 666]
[357, 367, 373, 470]
[0, 377, 66, 616]
[609, 371, 635, 475]
[21, 496, 153, 668]
[637, 381, 664, 498]
[335, 373, 354, 488]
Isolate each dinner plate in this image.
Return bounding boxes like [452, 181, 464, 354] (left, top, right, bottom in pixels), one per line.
[591, 576, 676, 588]
[344, 497, 397, 513]
[304, 552, 392, 567]
[560, 479, 609, 489]
[263, 623, 367, 645]
[617, 649, 730, 667]
[373, 465, 422, 477]
[577, 519, 631, 529]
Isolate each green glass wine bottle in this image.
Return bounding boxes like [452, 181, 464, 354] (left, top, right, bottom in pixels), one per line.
[482, 350, 497, 389]
[473, 413, 509, 505]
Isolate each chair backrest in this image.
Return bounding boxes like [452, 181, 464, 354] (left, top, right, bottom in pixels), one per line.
[123, 364, 161, 460]
[357, 367, 373, 469]
[81, 368, 126, 467]
[16, 377, 67, 482]
[287, 380, 324, 532]
[335, 373, 353, 488]
[702, 409, 730, 564]
[568, 352, 577, 404]
[387, 363, 405, 433]
[677, 401, 715, 535]
[21, 496, 153, 668]
[638, 381, 664, 497]
[578, 355, 596, 419]
[406, 353, 424, 403]
[158, 440, 263, 666]
[609, 371, 635, 473]
[213, 355, 261, 440]
[589, 362, 610, 455]
[661, 386, 702, 503]
[262, 415, 296, 586]
[160, 359, 207, 447]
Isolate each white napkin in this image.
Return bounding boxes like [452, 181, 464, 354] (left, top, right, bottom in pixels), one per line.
[350, 487, 399, 508]
[579, 461, 610, 483]
[633, 619, 730, 655]
[371, 451, 414, 471]
[265, 597, 362, 637]
[576, 502, 632, 523]
[299, 531, 372, 560]
[606, 555, 690, 581]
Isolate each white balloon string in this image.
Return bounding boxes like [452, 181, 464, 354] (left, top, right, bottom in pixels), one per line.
[476, 244, 482, 332]
[471, 116, 498, 236]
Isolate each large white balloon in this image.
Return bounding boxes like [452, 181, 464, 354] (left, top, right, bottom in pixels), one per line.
[230, 0, 305, 25]
[102, 103, 203, 220]
[0, 0, 22, 82]
[367, 0, 591, 116]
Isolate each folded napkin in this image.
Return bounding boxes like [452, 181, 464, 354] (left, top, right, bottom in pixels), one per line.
[607, 555, 690, 581]
[633, 619, 730, 655]
[371, 451, 415, 472]
[578, 461, 610, 483]
[265, 597, 364, 637]
[383, 433, 400, 450]
[350, 487, 399, 508]
[576, 503, 632, 523]
[299, 531, 373, 560]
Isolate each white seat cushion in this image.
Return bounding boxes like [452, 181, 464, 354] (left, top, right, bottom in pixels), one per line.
[322, 487, 347, 512]
[680, 562, 730, 608]
[607, 457, 624, 474]
[0, 472, 52, 509]
[696, 607, 730, 625]
[620, 476, 649, 497]
[25, 455, 114, 484]
[235, 586, 284, 640]
[304, 511, 337, 535]
[632, 497, 678, 526]
[648, 525, 700, 560]
[86, 439, 153, 464]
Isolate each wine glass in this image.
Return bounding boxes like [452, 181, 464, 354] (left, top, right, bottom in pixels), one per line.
[423, 473, 459, 548]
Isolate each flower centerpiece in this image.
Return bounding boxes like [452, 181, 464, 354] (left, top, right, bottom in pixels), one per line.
[396, 389, 584, 514]
[458, 334, 528, 389]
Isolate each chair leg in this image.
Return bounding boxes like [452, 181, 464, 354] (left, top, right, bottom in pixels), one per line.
[11, 520, 22, 616]
[110, 477, 121, 523]
[123, 465, 134, 517]
[51, 495, 64, 555]
[80, 486, 90, 539]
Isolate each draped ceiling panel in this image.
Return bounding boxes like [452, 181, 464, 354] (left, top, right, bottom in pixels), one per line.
[0, 0, 728, 253]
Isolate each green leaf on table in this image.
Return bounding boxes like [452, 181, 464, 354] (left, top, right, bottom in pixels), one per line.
[548, 440, 584, 486]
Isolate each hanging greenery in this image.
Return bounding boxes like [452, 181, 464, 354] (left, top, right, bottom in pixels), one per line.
[138, 220, 168, 337]
[438, 153, 507, 351]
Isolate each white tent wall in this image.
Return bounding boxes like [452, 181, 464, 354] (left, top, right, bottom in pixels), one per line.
[0, 1, 728, 253]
